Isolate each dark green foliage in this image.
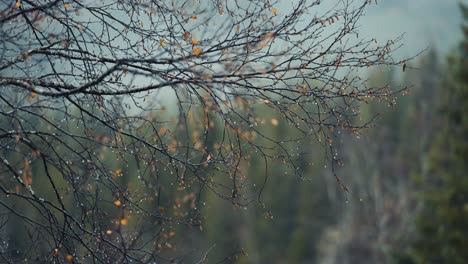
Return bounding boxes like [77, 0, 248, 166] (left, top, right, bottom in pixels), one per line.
[403, 4, 468, 264]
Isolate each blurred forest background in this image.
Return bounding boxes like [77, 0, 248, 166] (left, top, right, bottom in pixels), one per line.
[187, 4, 468, 263]
[1, 2, 467, 264]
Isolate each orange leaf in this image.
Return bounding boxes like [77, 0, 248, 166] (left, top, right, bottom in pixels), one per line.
[192, 47, 202, 56]
[191, 38, 198, 45]
[112, 169, 122, 178]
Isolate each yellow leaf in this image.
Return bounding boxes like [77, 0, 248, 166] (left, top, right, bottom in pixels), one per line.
[191, 38, 198, 45]
[63, 3, 70, 9]
[271, 8, 277, 16]
[192, 47, 202, 56]
[270, 118, 279, 126]
[120, 218, 128, 225]
[159, 38, 165, 47]
[15, 1, 21, 8]
[114, 200, 121, 207]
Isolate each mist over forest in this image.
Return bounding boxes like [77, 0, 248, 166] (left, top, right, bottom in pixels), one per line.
[0, 1, 466, 263]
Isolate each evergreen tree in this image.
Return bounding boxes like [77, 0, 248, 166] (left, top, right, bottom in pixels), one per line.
[403, 4, 468, 264]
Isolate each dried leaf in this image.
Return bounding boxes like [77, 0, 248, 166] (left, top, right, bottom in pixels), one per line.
[261, 33, 274, 40]
[192, 47, 202, 56]
[271, 118, 279, 126]
[22, 160, 32, 185]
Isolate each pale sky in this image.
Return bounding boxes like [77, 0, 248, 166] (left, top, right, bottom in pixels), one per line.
[361, 0, 464, 57]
